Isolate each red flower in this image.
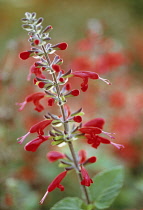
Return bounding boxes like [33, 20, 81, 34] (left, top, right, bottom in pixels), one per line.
[52, 42, 68, 50]
[78, 149, 87, 164]
[80, 166, 93, 187]
[19, 51, 31, 60]
[16, 92, 45, 112]
[48, 98, 55, 106]
[27, 64, 46, 81]
[24, 135, 49, 152]
[71, 71, 111, 92]
[17, 119, 52, 144]
[79, 118, 124, 150]
[78, 149, 97, 164]
[73, 116, 82, 123]
[47, 151, 66, 162]
[40, 171, 67, 204]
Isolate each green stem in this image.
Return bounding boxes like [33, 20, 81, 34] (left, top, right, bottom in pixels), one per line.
[42, 44, 90, 205]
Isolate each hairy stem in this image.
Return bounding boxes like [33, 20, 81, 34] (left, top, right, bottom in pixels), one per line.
[42, 44, 90, 204]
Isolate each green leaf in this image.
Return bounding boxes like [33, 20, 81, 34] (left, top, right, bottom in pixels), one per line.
[50, 197, 83, 210]
[89, 166, 124, 209]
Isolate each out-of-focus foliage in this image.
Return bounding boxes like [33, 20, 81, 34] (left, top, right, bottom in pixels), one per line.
[0, 0, 143, 209]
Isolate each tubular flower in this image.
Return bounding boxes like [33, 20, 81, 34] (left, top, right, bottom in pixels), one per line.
[24, 135, 50, 152]
[16, 92, 46, 112]
[80, 166, 93, 187]
[27, 64, 46, 81]
[78, 149, 87, 164]
[79, 118, 124, 150]
[71, 71, 111, 92]
[40, 171, 67, 204]
[47, 151, 66, 162]
[17, 119, 52, 144]
[78, 149, 97, 164]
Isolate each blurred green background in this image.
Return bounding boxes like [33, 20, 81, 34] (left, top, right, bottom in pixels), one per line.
[0, 0, 143, 209]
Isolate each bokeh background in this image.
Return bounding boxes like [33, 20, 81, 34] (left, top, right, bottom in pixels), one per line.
[0, 0, 143, 209]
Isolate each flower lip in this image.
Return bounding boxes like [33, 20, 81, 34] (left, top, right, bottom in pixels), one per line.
[83, 118, 105, 129]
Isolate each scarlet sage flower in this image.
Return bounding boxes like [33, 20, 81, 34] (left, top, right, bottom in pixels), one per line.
[78, 149, 97, 164]
[17, 119, 52, 144]
[80, 166, 93, 187]
[71, 71, 111, 92]
[27, 64, 46, 81]
[79, 118, 124, 150]
[40, 171, 67, 204]
[78, 149, 87, 164]
[47, 151, 66, 162]
[24, 135, 50, 152]
[16, 92, 46, 112]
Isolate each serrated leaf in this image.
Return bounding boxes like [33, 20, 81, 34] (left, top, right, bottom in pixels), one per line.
[50, 197, 83, 210]
[89, 166, 124, 209]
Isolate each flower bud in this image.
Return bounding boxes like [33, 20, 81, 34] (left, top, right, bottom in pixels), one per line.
[73, 116, 82, 123]
[71, 89, 80, 96]
[19, 51, 31, 60]
[48, 98, 55, 106]
[51, 42, 68, 50]
[52, 64, 61, 73]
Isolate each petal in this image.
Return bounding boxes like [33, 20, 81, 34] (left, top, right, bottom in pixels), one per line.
[78, 150, 87, 164]
[79, 127, 101, 134]
[47, 151, 65, 162]
[29, 119, 52, 135]
[48, 171, 67, 192]
[24, 136, 49, 152]
[84, 118, 105, 129]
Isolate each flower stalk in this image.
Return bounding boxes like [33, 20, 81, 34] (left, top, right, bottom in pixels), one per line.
[41, 43, 91, 204]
